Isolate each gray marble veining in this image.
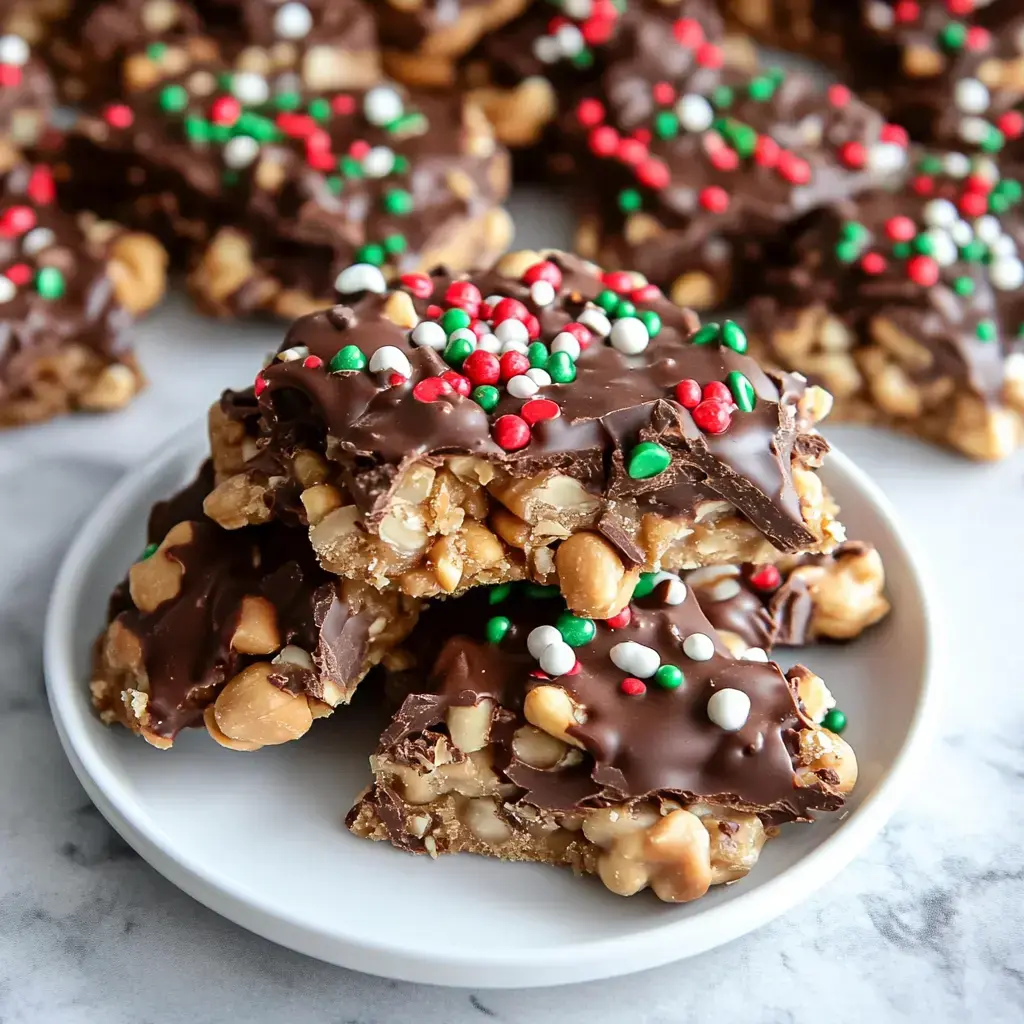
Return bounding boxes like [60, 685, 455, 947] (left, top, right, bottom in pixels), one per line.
[2, 196, 1023, 1022]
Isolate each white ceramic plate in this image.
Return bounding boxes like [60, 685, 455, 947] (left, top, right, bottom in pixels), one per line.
[44, 420, 935, 988]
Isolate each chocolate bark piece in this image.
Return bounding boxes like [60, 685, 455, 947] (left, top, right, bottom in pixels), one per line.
[565, 52, 911, 311]
[0, 160, 167, 427]
[748, 151, 1024, 460]
[0, 26, 54, 156]
[460, 0, 737, 151]
[59, 38, 510, 317]
[203, 249, 844, 616]
[91, 462, 421, 750]
[686, 541, 891, 654]
[347, 579, 856, 902]
[724, 0, 1024, 159]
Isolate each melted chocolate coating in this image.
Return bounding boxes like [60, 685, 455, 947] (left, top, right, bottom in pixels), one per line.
[250, 251, 824, 551]
[374, 580, 843, 826]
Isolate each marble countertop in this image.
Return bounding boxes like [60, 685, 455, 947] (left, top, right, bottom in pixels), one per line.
[2, 193, 1023, 1023]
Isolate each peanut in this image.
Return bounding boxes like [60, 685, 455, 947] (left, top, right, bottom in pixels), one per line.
[129, 521, 193, 613]
[213, 663, 314, 747]
[555, 532, 636, 619]
[229, 596, 281, 655]
[523, 685, 586, 747]
[203, 706, 262, 752]
[447, 699, 494, 753]
[203, 473, 271, 529]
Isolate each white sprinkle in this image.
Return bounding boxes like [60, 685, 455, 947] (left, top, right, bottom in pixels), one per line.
[610, 641, 661, 679]
[495, 318, 529, 345]
[274, 72, 302, 96]
[868, 142, 907, 174]
[530, 280, 556, 307]
[447, 327, 477, 348]
[676, 94, 714, 133]
[507, 374, 539, 399]
[975, 215, 1002, 243]
[991, 257, 1024, 291]
[707, 688, 751, 731]
[484, 294, 503, 306]
[540, 641, 576, 677]
[796, 114, 823, 148]
[364, 85, 404, 126]
[682, 633, 715, 661]
[411, 320, 446, 350]
[955, 78, 990, 115]
[925, 229, 958, 268]
[532, 35, 561, 64]
[865, 1, 894, 29]
[991, 235, 1017, 258]
[685, 564, 739, 588]
[741, 648, 769, 663]
[550, 332, 581, 360]
[527, 625, 562, 660]
[21, 227, 55, 256]
[478, 333, 501, 354]
[609, 316, 649, 355]
[578, 306, 611, 337]
[362, 145, 395, 178]
[555, 24, 585, 57]
[959, 116, 990, 145]
[943, 151, 972, 177]
[223, 135, 259, 168]
[704, 578, 742, 602]
[950, 219, 974, 247]
[335, 263, 387, 295]
[500, 339, 529, 356]
[232, 72, 269, 106]
[0, 276, 16, 303]
[0, 35, 29, 66]
[923, 199, 958, 229]
[274, 2, 313, 39]
[278, 345, 309, 362]
[369, 345, 412, 378]
[972, 157, 1000, 184]
[563, 0, 593, 17]
[661, 579, 688, 606]
[526, 367, 552, 387]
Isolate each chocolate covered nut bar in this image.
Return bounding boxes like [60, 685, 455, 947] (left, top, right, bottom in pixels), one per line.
[91, 463, 420, 750]
[0, 160, 167, 426]
[748, 152, 1024, 459]
[60, 39, 510, 317]
[0, 25, 54, 158]
[204, 249, 844, 618]
[348, 579, 856, 903]
[567, 50, 911, 310]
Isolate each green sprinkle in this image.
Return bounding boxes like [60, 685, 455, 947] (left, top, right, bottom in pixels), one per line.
[488, 583, 512, 605]
[654, 111, 679, 139]
[472, 384, 499, 411]
[389, 112, 428, 136]
[614, 298, 637, 320]
[835, 241, 859, 263]
[326, 175, 343, 195]
[952, 276, 975, 296]
[998, 179, 1022, 203]
[981, 127, 1005, 154]
[988, 194, 1010, 215]
[892, 241, 912, 260]
[691, 322, 722, 346]
[748, 76, 775, 102]
[383, 233, 407, 255]
[159, 84, 188, 113]
[727, 370, 756, 412]
[912, 233, 935, 256]
[147, 42, 167, 60]
[822, 708, 847, 733]
[633, 572, 659, 599]
[330, 345, 366, 372]
[638, 310, 661, 338]
[528, 342, 549, 369]
[383, 188, 414, 215]
[939, 22, 966, 50]
[184, 115, 211, 142]
[724, 120, 757, 158]
[711, 85, 734, 109]
[960, 239, 987, 263]
[976, 319, 997, 342]
[596, 289, 619, 313]
[141, 542, 159, 560]
[35, 267, 65, 300]
[547, 351, 577, 383]
[392, 154, 410, 174]
[356, 243, 386, 266]
[626, 441, 672, 480]
[767, 65, 786, 83]
[443, 337, 474, 367]
[839, 220, 868, 243]
[442, 307, 472, 333]
[655, 664, 684, 690]
[918, 154, 943, 175]
[209, 123, 232, 144]
[721, 319, 748, 354]
[221, 170, 240, 187]
[274, 90, 302, 111]
[340, 156, 363, 178]
[524, 583, 560, 599]
[556, 612, 597, 648]
[571, 49, 594, 70]
[618, 188, 643, 213]
[485, 616, 511, 645]
[308, 97, 331, 122]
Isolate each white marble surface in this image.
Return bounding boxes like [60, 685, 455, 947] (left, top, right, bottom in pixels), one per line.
[2, 193, 1024, 1022]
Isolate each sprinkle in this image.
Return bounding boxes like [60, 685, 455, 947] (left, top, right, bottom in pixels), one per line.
[368, 345, 412, 378]
[610, 641, 661, 679]
[691, 322, 721, 346]
[485, 616, 511, 645]
[530, 280, 556, 307]
[906, 255, 939, 287]
[495, 317, 530, 345]
[104, 104, 135, 129]
[626, 441, 671, 480]
[609, 317, 650, 355]
[232, 72, 269, 105]
[742, 647, 769, 662]
[444, 334, 476, 367]
[620, 677, 647, 696]
[923, 198, 958, 228]
[527, 625, 562, 659]
[822, 708, 847, 733]
[726, 371, 756, 412]
[35, 267, 65, 300]
[364, 86, 404, 126]
[707, 689, 751, 731]
[335, 263, 387, 294]
[411, 320, 447, 350]
[655, 665, 684, 690]
[526, 367, 552, 388]
[0, 34, 29, 66]
[606, 607, 632, 629]
[675, 379, 701, 408]
[539, 641, 576, 677]
[991, 258, 1024, 290]
[472, 384, 499, 411]
[748, 565, 781, 591]
[278, 345, 308, 362]
[462, 349, 500, 385]
[488, 583, 511, 605]
[0, 276, 15, 303]
[660, 578, 687, 605]
[578, 307, 611, 337]
[557, 612, 596, 647]
[499, 351, 530, 381]
[675, 94, 715, 132]
[274, 2, 313, 39]
[329, 345, 365, 372]
[692, 400, 731, 434]
[550, 332, 581, 360]
[721, 319, 748, 353]
[682, 633, 715, 661]
[493, 414, 531, 450]
[699, 186, 729, 213]
[507, 374, 539, 399]
[521, 398, 560, 425]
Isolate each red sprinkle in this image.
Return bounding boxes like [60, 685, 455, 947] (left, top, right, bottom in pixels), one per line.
[522, 260, 563, 289]
[331, 94, 356, 115]
[633, 127, 652, 146]
[675, 378, 702, 409]
[499, 351, 530, 382]
[27, 166, 55, 205]
[387, 373, 407, 387]
[861, 252, 887, 275]
[699, 186, 729, 213]
[754, 135, 780, 168]
[5, 263, 30, 286]
[965, 25, 990, 51]
[893, 0, 920, 22]
[440, 370, 471, 396]
[652, 82, 675, 105]
[491, 297, 529, 325]
[620, 677, 647, 696]
[0, 205, 35, 236]
[637, 158, 670, 189]
[692, 399, 732, 434]
[521, 398, 560, 425]
[602, 270, 634, 293]
[631, 283, 660, 303]
[709, 147, 740, 172]
[582, 16, 614, 45]
[673, 17, 705, 48]
[617, 137, 647, 166]
[911, 175, 934, 196]
[566, 660, 582, 676]
[0, 65, 22, 88]
[445, 280, 482, 312]
[413, 377, 453, 403]
[907, 255, 939, 287]
[998, 111, 1024, 139]
[524, 313, 541, 339]
[885, 215, 916, 242]
[606, 607, 632, 630]
[589, 125, 619, 157]
[947, 0, 975, 13]
[965, 173, 993, 195]
[576, 98, 605, 127]
[210, 96, 241, 126]
[462, 349, 500, 386]
[348, 139, 370, 160]
[492, 414, 531, 451]
[253, 374, 268, 397]
[702, 381, 733, 406]
[399, 271, 433, 299]
[561, 322, 593, 348]
[959, 191, 987, 217]
[880, 123, 909, 147]
[103, 104, 134, 129]
[839, 141, 866, 169]
[425, 303, 443, 319]
[777, 152, 811, 185]
[749, 565, 781, 591]
[696, 42, 723, 68]
[827, 84, 851, 108]
[302, 355, 323, 370]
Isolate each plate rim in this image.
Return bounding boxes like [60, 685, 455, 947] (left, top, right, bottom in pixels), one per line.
[43, 420, 938, 988]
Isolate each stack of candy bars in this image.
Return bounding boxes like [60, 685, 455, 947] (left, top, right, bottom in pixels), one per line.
[91, 249, 891, 903]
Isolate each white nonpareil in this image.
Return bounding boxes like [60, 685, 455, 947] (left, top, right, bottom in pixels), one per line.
[609, 641, 661, 679]
[707, 688, 752, 731]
